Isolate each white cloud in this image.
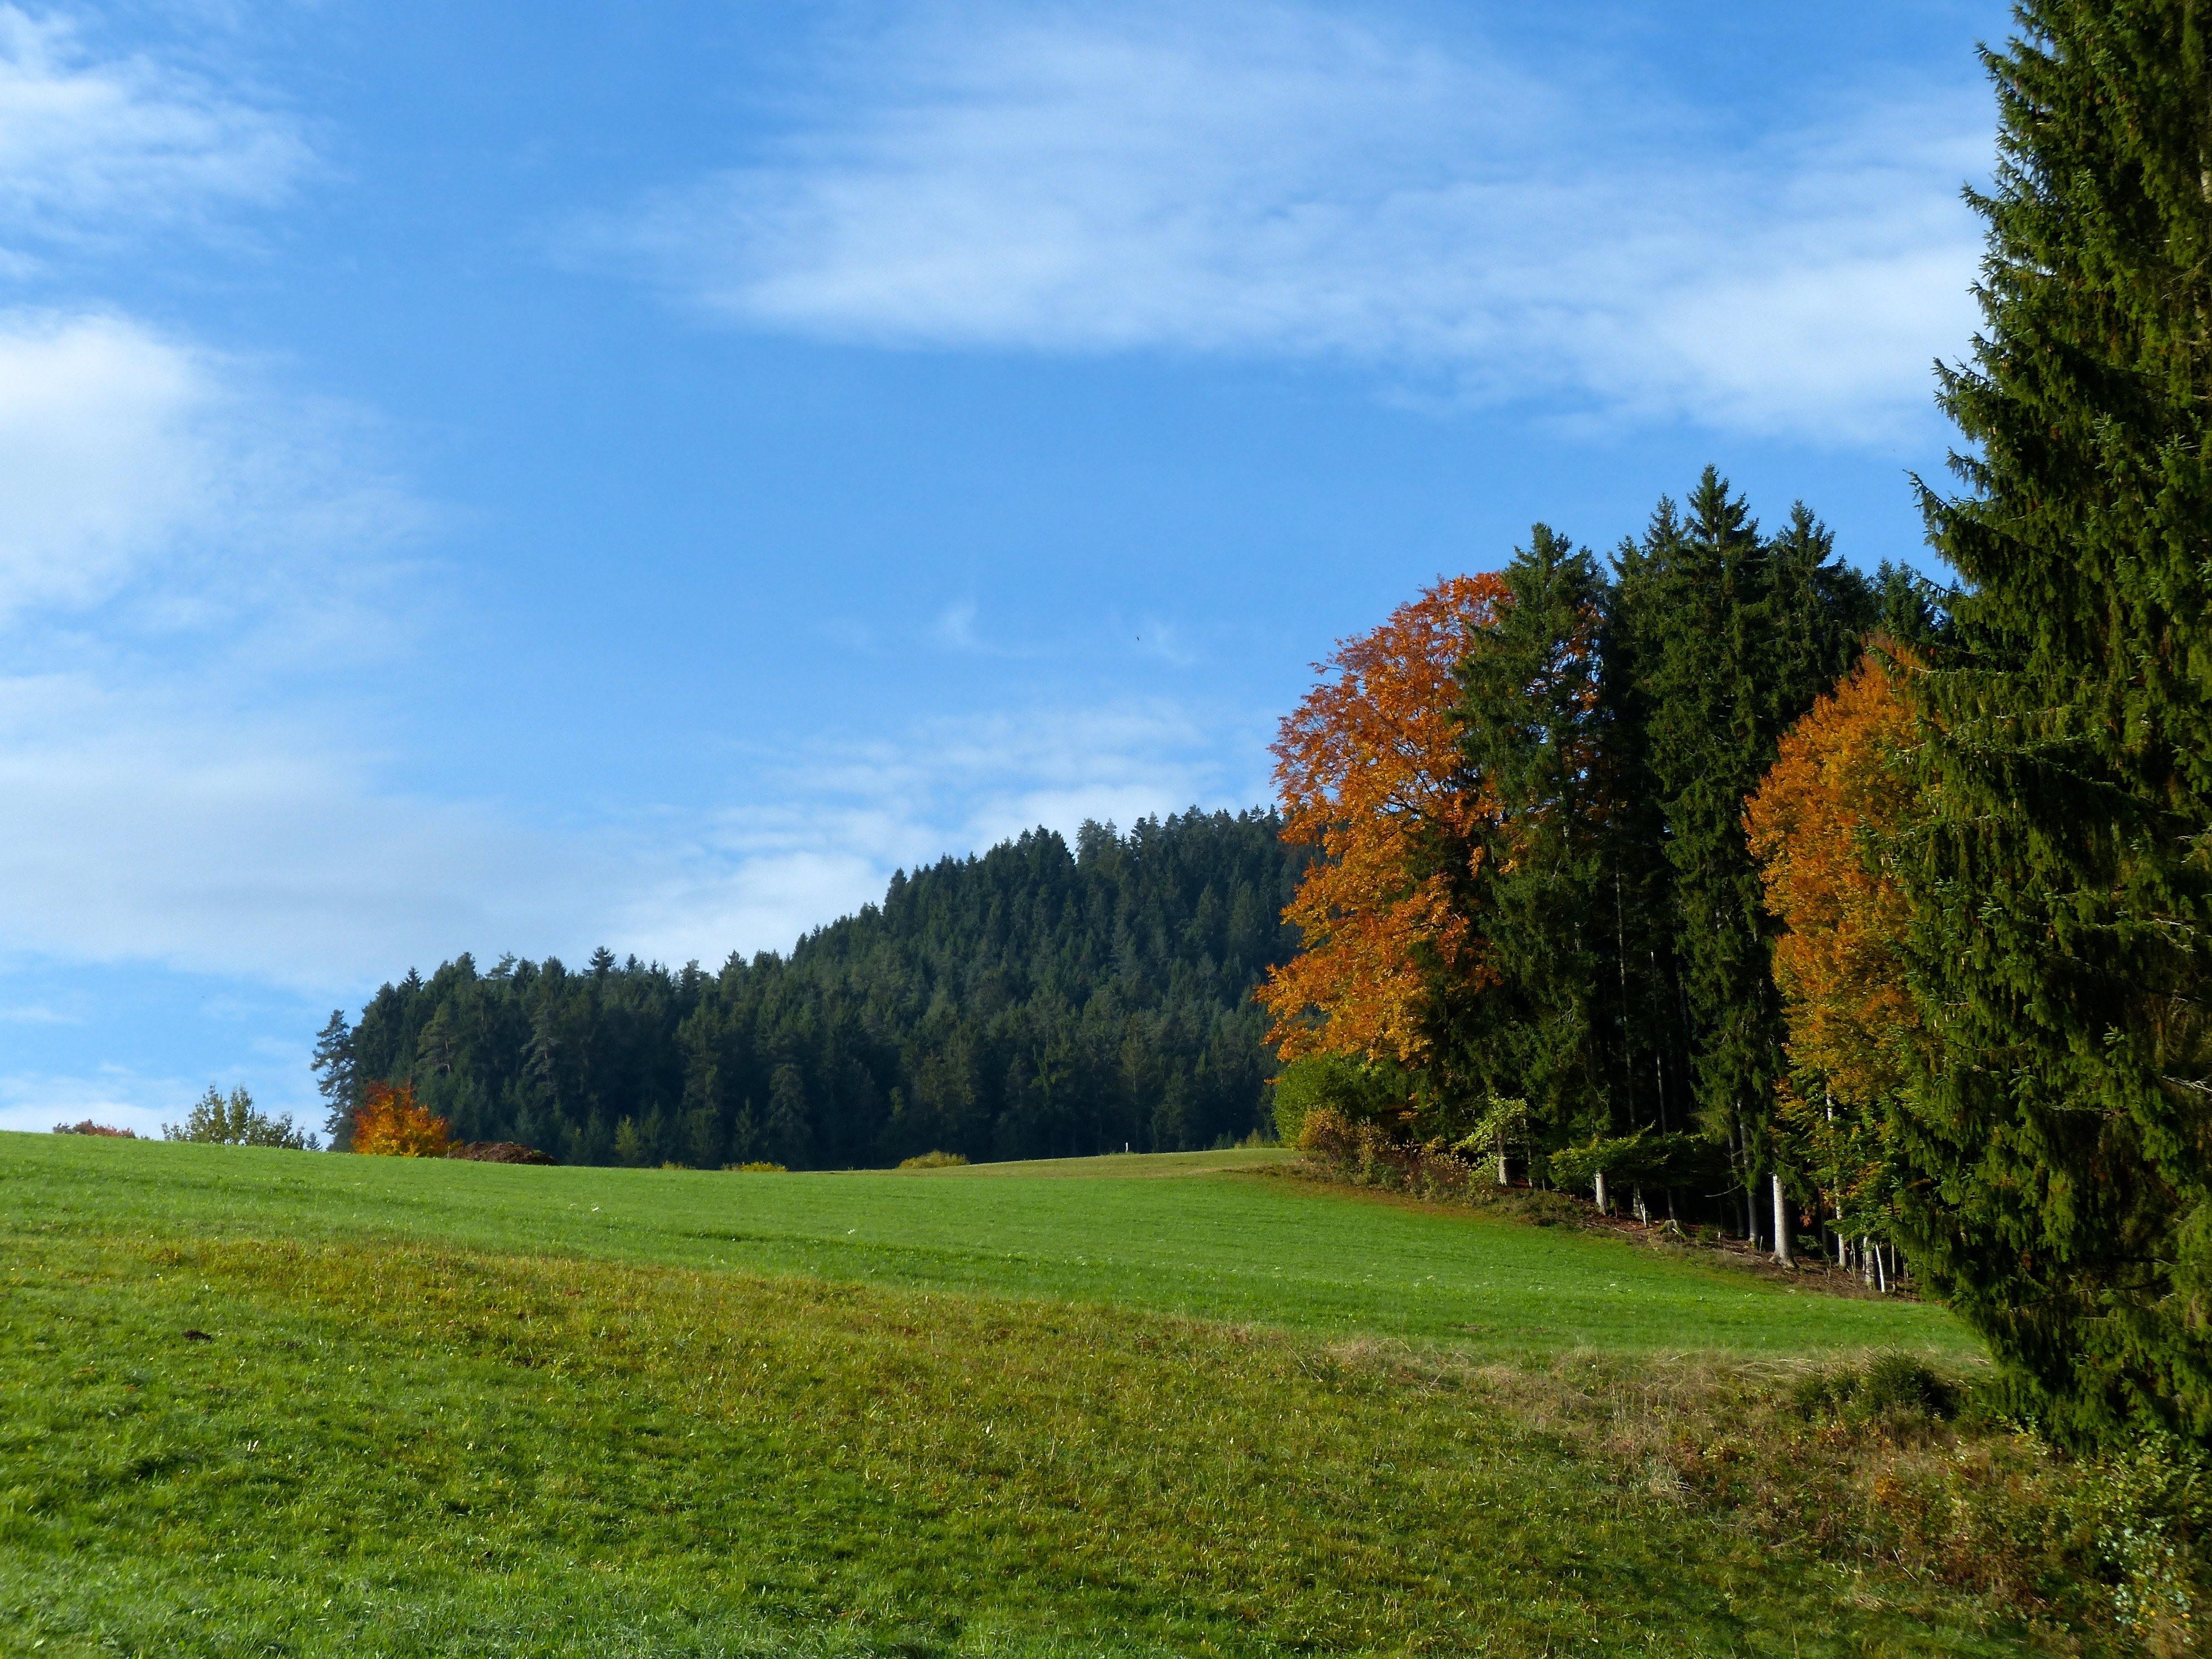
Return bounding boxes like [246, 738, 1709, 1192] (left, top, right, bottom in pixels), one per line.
[0, 654, 1263, 990]
[1, 1065, 187, 1136]
[0, 4, 307, 255]
[0, 669, 601, 987]
[609, 698, 1270, 969]
[0, 310, 421, 624]
[611, 1, 1987, 442]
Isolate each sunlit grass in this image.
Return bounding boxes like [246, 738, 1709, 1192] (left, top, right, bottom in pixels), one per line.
[0, 1133, 2067, 1657]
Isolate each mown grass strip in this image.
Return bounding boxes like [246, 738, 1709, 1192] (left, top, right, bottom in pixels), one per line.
[1, 1135, 1970, 1361]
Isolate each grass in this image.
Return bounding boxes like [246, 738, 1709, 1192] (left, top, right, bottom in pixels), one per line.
[6, 1136, 1968, 1362]
[0, 1134, 2096, 1656]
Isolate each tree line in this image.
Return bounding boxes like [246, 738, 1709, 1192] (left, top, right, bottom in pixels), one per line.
[1265, 2, 2212, 1446]
[315, 810, 1307, 1171]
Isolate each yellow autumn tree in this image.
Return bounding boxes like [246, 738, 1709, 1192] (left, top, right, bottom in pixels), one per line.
[349, 1079, 451, 1157]
[1745, 644, 1926, 1227]
[1259, 575, 1506, 1083]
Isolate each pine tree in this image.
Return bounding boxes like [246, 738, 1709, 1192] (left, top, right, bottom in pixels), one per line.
[1903, 1, 2212, 1442]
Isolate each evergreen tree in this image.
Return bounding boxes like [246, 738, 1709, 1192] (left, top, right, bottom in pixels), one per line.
[1902, 1, 2212, 1442]
[310, 1010, 357, 1147]
[1453, 526, 1613, 1146]
[1616, 472, 1870, 1241]
[340, 810, 1306, 1171]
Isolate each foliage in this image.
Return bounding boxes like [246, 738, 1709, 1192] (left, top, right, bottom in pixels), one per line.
[1748, 648, 1924, 1114]
[896, 1149, 968, 1168]
[161, 1084, 316, 1150]
[339, 811, 1305, 1170]
[51, 1120, 134, 1138]
[1452, 529, 1616, 1146]
[1547, 1130, 1717, 1194]
[1899, 0, 2212, 1444]
[1614, 476, 1874, 1204]
[727, 1161, 786, 1173]
[1259, 482, 1875, 1244]
[1267, 1051, 1411, 1145]
[348, 1079, 450, 1157]
[1747, 646, 1928, 1244]
[1260, 575, 1507, 1076]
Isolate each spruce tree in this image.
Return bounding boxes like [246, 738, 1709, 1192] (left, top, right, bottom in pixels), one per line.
[1619, 473, 1870, 1239]
[310, 1010, 357, 1147]
[1903, 1, 2212, 1441]
[1453, 527, 1613, 1145]
[1622, 475, 1789, 1235]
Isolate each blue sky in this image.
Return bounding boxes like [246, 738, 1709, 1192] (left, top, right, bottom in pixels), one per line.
[0, 0, 2006, 1135]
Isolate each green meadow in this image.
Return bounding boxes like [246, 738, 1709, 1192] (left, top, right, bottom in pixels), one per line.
[2, 1134, 2077, 1657]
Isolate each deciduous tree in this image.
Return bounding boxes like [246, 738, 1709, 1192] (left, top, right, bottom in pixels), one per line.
[1260, 575, 1509, 1111]
[349, 1080, 450, 1157]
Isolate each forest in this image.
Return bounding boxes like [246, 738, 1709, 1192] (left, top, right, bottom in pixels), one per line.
[1257, 1, 2212, 1448]
[315, 811, 1306, 1170]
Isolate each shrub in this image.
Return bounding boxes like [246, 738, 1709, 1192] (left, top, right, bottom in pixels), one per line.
[1791, 1352, 1958, 1423]
[164, 1086, 316, 1150]
[53, 1120, 135, 1138]
[349, 1081, 449, 1157]
[1271, 1053, 1409, 1145]
[899, 1150, 969, 1168]
[724, 1161, 786, 1173]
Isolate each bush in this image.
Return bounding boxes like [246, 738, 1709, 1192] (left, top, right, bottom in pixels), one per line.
[1271, 1053, 1411, 1146]
[164, 1086, 316, 1150]
[53, 1120, 135, 1138]
[899, 1150, 969, 1168]
[1791, 1352, 1959, 1423]
[348, 1081, 448, 1157]
[725, 1161, 787, 1173]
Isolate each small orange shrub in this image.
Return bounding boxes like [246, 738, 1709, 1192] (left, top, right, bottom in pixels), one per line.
[349, 1080, 450, 1157]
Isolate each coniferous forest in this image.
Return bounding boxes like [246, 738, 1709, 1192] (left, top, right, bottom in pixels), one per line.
[316, 811, 1305, 1170]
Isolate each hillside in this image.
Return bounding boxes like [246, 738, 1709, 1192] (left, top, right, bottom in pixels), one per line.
[6, 1134, 2103, 1657]
[335, 810, 1306, 1169]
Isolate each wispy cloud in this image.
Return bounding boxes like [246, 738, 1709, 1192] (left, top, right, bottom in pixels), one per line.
[612, 697, 1271, 969]
[0, 310, 422, 628]
[0, 4, 308, 259]
[607, 0, 1986, 442]
[0, 1064, 186, 1136]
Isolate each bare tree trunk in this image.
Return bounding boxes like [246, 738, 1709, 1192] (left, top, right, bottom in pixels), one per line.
[1594, 1169, 1609, 1216]
[1632, 1186, 1648, 1225]
[1771, 1171, 1791, 1265]
[1496, 1130, 1509, 1187]
[1874, 1245, 1888, 1294]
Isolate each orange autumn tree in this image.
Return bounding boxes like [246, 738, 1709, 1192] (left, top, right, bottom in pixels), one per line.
[1259, 574, 1507, 1115]
[349, 1079, 451, 1157]
[1744, 644, 1925, 1227]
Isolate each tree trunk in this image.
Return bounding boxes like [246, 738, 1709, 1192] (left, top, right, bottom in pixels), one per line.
[1594, 1168, 1609, 1216]
[1771, 1171, 1790, 1265]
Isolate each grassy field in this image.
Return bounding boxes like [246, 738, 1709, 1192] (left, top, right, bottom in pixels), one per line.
[0, 1133, 2089, 1656]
